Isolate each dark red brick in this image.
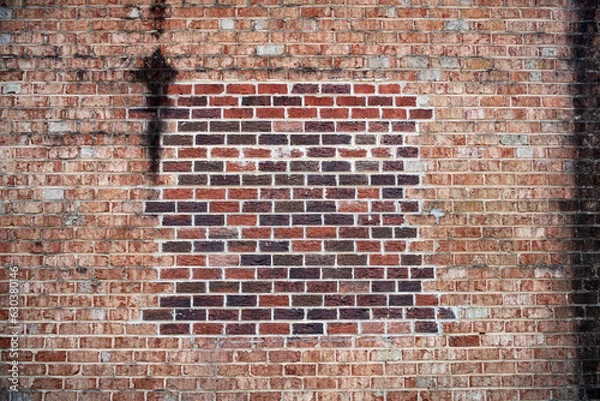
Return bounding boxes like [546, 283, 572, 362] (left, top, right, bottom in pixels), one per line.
[175, 310, 207, 321]
[227, 295, 257, 307]
[160, 324, 190, 335]
[193, 295, 224, 307]
[292, 323, 323, 335]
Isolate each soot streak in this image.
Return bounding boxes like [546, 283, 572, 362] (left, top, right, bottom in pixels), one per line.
[133, 47, 177, 178]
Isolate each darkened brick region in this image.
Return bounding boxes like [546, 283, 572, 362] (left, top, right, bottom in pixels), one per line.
[134, 82, 434, 336]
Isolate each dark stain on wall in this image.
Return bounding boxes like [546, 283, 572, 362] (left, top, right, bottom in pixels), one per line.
[132, 48, 177, 177]
[570, 2, 600, 399]
[150, 0, 169, 38]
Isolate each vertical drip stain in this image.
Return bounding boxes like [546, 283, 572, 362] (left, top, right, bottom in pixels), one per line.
[150, 0, 168, 38]
[133, 48, 177, 178]
[570, 2, 600, 399]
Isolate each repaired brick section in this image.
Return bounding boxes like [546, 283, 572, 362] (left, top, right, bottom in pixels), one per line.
[140, 82, 431, 336]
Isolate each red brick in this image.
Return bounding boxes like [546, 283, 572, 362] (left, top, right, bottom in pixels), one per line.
[328, 322, 358, 334]
[378, 84, 402, 94]
[305, 96, 334, 106]
[194, 84, 225, 95]
[354, 84, 376, 94]
[256, 107, 285, 119]
[288, 108, 317, 119]
[320, 108, 349, 119]
[337, 96, 366, 106]
[258, 84, 288, 94]
[227, 214, 257, 226]
[165, 84, 192, 95]
[352, 108, 379, 119]
[35, 351, 67, 362]
[224, 108, 253, 119]
[409, 109, 433, 119]
[449, 335, 481, 347]
[382, 108, 407, 119]
[227, 84, 256, 94]
[193, 323, 224, 335]
[210, 96, 239, 106]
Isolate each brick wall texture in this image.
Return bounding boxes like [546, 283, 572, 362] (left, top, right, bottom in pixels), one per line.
[1, 0, 600, 400]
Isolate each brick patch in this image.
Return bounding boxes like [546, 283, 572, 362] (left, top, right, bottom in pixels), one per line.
[134, 82, 440, 335]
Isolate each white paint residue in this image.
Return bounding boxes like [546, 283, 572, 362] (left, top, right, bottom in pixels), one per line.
[430, 208, 445, 224]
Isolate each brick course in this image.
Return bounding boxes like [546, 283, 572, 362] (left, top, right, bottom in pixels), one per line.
[0, 0, 598, 399]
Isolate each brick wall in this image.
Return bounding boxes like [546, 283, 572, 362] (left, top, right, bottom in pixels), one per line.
[1, 0, 599, 400]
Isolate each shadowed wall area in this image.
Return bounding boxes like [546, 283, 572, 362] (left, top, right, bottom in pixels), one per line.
[571, 1, 600, 399]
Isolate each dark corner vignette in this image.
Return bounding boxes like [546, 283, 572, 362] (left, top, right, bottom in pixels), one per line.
[570, 1, 600, 399]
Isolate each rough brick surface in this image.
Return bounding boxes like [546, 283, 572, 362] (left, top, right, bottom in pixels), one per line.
[0, 0, 599, 400]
